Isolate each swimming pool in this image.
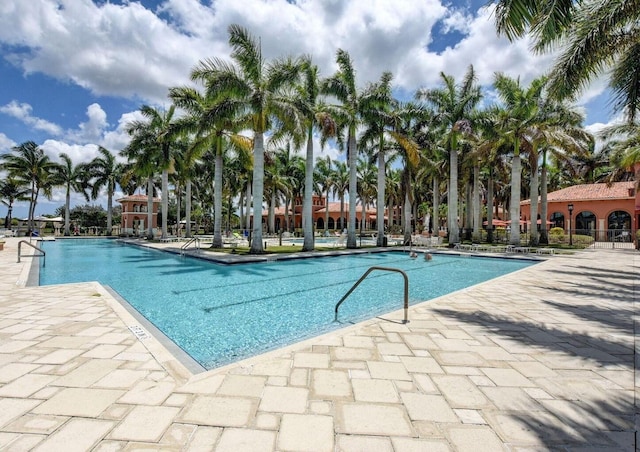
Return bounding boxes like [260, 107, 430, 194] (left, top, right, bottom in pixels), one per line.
[38, 239, 535, 370]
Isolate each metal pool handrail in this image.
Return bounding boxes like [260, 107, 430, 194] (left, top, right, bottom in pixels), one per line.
[180, 237, 200, 255]
[17, 240, 46, 267]
[334, 266, 409, 324]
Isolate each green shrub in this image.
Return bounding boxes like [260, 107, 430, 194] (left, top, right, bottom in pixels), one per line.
[549, 227, 564, 236]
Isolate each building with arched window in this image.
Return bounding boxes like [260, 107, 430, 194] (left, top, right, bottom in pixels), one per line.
[117, 194, 161, 236]
[520, 181, 639, 243]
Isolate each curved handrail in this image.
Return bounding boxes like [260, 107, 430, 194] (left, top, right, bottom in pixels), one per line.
[17, 240, 46, 267]
[180, 237, 200, 255]
[334, 266, 409, 324]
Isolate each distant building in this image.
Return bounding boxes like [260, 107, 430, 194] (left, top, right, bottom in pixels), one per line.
[520, 180, 638, 241]
[117, 194, 161, 236]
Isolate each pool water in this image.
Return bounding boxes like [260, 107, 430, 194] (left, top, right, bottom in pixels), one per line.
[38, 239, 535, 370]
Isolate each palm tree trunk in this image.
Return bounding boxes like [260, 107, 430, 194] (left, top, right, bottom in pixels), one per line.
[324, 188, 330, 233]
[432, 177, 439, 235]
[106, 182, 113, 236]
[213, 149, 223, 247]
[376, 136, 386, 246]
[539, 150, 549, 244]
[250, 132, 264, 253]
[64, 185, 71, 236]
[302, 127, 314, 251]
[161, 169, 169, 239]
[487, 169, 494, 243]
[245, 181, 252, 235]
[268, 192, 275, 233]
[347, 128, 357, 248]
[146, 177, 154, 240]
[448, 149, 459, 244]
[403, 191, 412, 245]
[340, 195, 345, 231]
[529, 157, 539, 246]
[509, 153, 521, 245]
[472, 164, 481, 242]
[185, 179, 192, 238]
[176, 184, 181, 237]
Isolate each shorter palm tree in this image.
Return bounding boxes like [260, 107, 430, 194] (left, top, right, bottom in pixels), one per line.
[51, 153, 91, 236]
[0, 177, 29, 230]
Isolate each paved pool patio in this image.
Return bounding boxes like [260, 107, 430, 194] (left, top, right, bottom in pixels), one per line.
[0, 237, 637, 451]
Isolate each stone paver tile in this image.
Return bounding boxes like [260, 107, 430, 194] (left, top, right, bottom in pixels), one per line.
[432, 351, 487, 367]
[400, 356, 445, 374]
[53, 359, 122, 388]
[259, 386, 308, 413]
[0, 363, 39, 383]
[445, 425, 508, 452]
[391, 437, 452, 452]
[352, 378, 399, 403]
[277, 414, 333, 452]
[0, 340, 38, 353]
[251, 358, 292, 377]
[509, 361, 558, 378]
[482, 368, 534, 387]
[472, 346, 516, 361]
[336, 434, 393, 451]
[289, 368, 308, 386]
[33, 348, 85, 364]
[216, 428, 275, 452]
[255, 413, 280, 429]
[337, 403, 414, 436]
[92, 440, 127, 451]
[413, 374, 439, 394]
[480, 387, 542, 411]
[432, 375, 491, 409]
[109, 405, 180, 442]
[0, 398, 45, 429]
[293, 352, 329, 368]
[217, 375, 266, 397]
[81, 344, 127, 359]
[343, 335, 375, 349]
[179, 396, 257, 427]
[483, 410, 575, 444]
[185, 426, 222, 451]
[312, 369, 352, 399]
[117, 380, 175, 405]
[377, 342, 412, 356]
[366, 361, 411, 381]
[32, 418, 114, 452]
[401, 393, 458, 422]
[453, 409, 487, 425]
[332, 347, 375, 361]
[176, 374, 224, 394]
[93, 369, 148, 388]
[402, 334, 437, 350]
[32, 387, 124, 417]
[3, 414, 68, 434]
[1, 433, 45, 450]
[0, 373, 56, 397]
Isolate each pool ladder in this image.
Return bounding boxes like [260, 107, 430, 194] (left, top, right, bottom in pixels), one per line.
[334, 266, 409, 324]
[180, 237, 200, 255]
[17, 240, 46, 267]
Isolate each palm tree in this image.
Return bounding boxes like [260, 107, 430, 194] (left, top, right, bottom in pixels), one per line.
[331, 160, 349, 231]
[323, 49, 372, 248]
[293, 59, 336, 251]
[87, 146, 120, 236]
[51, 153, 91, 236]
[493, 0, 640, 122]
[417, 66, 482, 245]
[191, 24, 302, 254]
[125, 105, 180, 240]
[600, 121, 640, 187]
[0, 177, 29, 230]
[1, 141, 57, 234]
[356, 157, 377, 232]
[314, 155, 334, 233]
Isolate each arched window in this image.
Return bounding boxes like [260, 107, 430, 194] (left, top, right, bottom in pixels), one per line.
[328, 217, 335, 229]
[316, 218, 325, 229]
[608, 210, 631, 230]
[575, 211, 596, 235]
[550, 212, 564, 228]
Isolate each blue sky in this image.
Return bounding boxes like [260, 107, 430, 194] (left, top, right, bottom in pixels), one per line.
[0, 0, 615, 219]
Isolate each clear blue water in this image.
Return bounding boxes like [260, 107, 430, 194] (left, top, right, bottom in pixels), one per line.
[38, 239, 535, 369]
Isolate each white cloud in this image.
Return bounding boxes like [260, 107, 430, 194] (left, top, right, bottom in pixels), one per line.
[0, 133, 16, 152]
[0, 101, 63, 136]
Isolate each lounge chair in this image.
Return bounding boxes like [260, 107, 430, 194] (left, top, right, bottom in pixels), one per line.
[333, 233, 347, 247]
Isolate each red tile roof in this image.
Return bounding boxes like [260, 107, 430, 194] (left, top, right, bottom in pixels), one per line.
[522, 182, 635, 205]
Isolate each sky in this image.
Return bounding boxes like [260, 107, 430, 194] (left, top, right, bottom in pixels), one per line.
[0, 0, 616, 220]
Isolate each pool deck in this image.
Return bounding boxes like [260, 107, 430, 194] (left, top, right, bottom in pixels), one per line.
[0, 236, 638, 451]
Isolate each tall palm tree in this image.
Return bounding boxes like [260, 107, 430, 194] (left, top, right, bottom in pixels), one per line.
[314, 155, 334, 233]
[191, 24, 302, 254]
[356, 157, 377, 232]
[87, 146, 120, 236]
[323, 49, 374, 248]
[331, 160, 349, 231]
[1, 141, 57, 234]
[51, 153, 91, 236]
[493, 0, 640, 123]
[0, 177, 29, 230]
[125, 105, 180, 240]
[417, 66, 482, 245]
[293, 59, 336, 251]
